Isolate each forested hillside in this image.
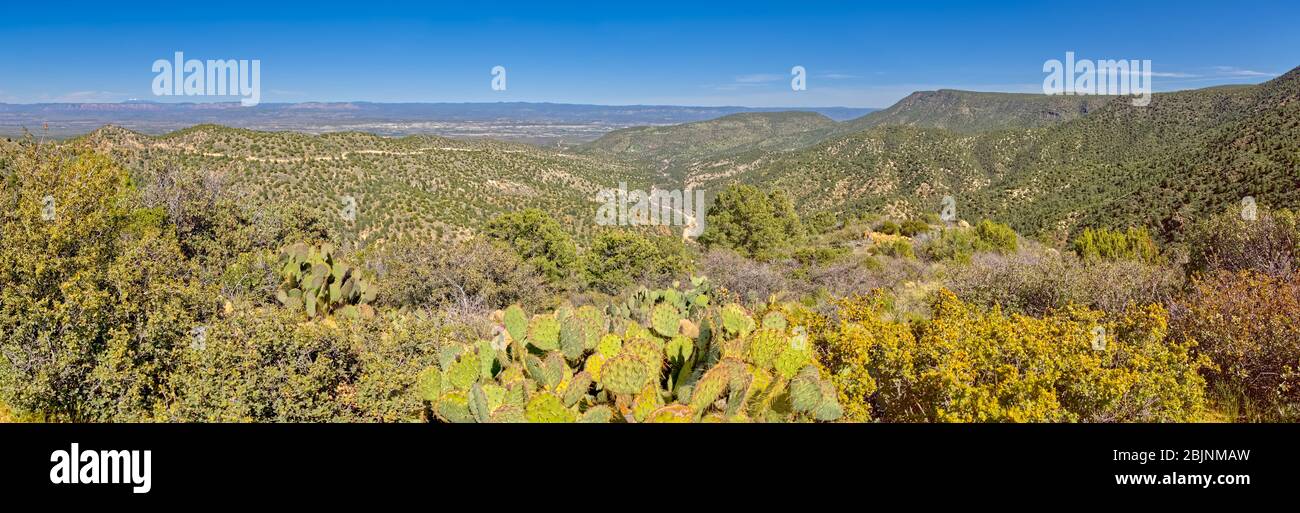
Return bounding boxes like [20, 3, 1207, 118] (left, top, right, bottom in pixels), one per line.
[579, 111, 841, 183]
[690, 67, 1300, 242]
[840, 89, 1114, 133]
[75, 124, 650, 245]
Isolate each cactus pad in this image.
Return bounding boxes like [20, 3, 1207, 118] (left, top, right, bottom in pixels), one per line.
[575, 305, 606, 350]
[584, 352, 607, 382]
[469, 383, 491, 423]
[447, 354, 480, 391]
[489, 405, 527, 423]
[665, 335, 693, 363]
[721, 304, 755, 337]
[774, 344, 812, 380]
[562, 371, 592, 407]
[646, 404, 695, 423]
[689, 362, 731, 414]
[579, 405, 615, 423]
[651, 303, 681, 337]
[559, 318, 586, 361]
[789, 368, 823, 413]
[600, 354, 650, 396]
[761, 311, 788, 331]
[524, 392, 576, 423]
[631, 382, 664, 422]
[503, 304, 527, 341]
[678, 319, 700, 339]
[528, 314, 561, 351]
[814, 380, 844, 421]
[747, 328, 786, 369]
[596, 334, 623, 358]
[436, 392, 473, 423]
[416, 366, 441, 402]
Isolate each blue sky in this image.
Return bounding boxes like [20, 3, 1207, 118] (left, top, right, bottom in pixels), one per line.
[0, 0, 1295, 107]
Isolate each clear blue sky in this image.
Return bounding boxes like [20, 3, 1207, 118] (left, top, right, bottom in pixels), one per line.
[0, 0, 1295, 107]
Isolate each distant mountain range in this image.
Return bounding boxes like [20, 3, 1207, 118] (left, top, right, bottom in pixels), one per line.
[0, 101, 877, 143]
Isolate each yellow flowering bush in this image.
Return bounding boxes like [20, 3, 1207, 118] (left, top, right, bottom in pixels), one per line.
[817, 291, 1207, 422]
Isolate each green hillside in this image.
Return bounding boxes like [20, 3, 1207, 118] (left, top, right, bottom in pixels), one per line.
[76, 124, 649, 246]
[841, 89, 1115, 134]
[583, 89, 1122, 193]
[578, 111, 838, 183]
[696, 67, 1300, 242]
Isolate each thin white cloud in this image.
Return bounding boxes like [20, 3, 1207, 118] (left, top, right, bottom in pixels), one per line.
[734, 73, 786, 83]
[1211, 66, 1275, 77]
[819, 73, 857, 80]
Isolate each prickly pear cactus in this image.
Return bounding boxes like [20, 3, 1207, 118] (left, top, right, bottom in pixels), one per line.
[275, 242, 378, 320]
[416, 367, 442, 402]
[560, 318, 586, 361]
[421, 278, 843, 423]
[747, 328, 786, 369]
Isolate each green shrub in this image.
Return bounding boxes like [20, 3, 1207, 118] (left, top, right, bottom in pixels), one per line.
[375, 237, 551, 311]
[920, 221, 1017, 263]
[1071, 226, 1160, 263]
[920, 228, 979, 263]
[899, 219, 930, 237]
[583, 229, 692, 294]
[0, 149, 207, 421]
[792, 245, 850, 266]
[806, 211, 838, 234]
[168, 307, 449, 422]
[875, 220, 901, 235]
[950, 250, 1182, 316]
[698, 185, 805, 261]
[485, 208, 579, 283]
[877, 239, 915, 259]
[973, 219, 1018, 253]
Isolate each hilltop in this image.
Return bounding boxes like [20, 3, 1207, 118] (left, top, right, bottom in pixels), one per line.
[840, 89, 1115, 133]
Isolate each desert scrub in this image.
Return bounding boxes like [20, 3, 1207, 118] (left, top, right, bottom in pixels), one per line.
[817, 290, 1207, 422]
[0, 148, 209, 421]
[949, 248, 1183, 316]
[167, 307, 449, 422]
[1172, 270, 1300, 421]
